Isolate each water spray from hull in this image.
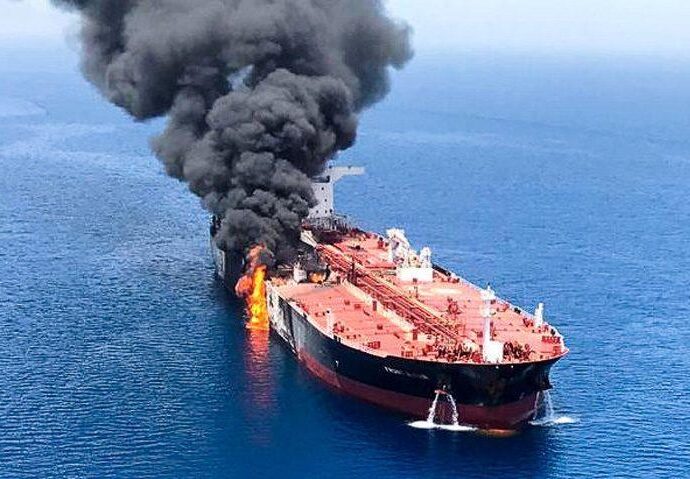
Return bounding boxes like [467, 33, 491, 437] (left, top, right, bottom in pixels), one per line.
[529, 390, 577, 427]
[408, 390, 475, 432]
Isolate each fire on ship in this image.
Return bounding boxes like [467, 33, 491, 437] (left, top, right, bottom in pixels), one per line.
[210, 166, 568, 430]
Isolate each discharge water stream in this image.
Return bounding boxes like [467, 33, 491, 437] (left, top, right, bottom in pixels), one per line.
[409, 391, 475, 432]
[529, 391, 577, 427]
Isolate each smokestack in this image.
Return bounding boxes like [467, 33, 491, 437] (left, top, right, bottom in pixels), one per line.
[50, 0, 413, 262]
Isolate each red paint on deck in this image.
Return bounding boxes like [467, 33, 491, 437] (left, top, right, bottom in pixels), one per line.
[276, 230, 567, 365]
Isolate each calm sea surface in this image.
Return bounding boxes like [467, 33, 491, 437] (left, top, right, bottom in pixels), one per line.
[1, 47, 689, 478]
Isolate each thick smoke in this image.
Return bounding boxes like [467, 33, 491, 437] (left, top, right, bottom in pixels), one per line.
[52, 0, 412, 261]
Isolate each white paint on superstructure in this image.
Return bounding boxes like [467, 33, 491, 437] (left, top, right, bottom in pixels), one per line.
[396, 266, 434, 283]
[308, 165, 364, 219]
[481, 286, 504, 363]
[267, 284, 290, 343]
[534, 302, 545, 327]
[386, 229, 434, 283]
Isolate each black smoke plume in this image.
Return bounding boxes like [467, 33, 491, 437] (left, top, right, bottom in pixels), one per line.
[52, 0, 412, 261]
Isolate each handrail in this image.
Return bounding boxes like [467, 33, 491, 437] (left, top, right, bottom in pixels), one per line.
[317, 244, 460, 343]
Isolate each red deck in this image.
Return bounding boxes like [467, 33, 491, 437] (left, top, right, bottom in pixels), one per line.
[272, 230, 567, 365]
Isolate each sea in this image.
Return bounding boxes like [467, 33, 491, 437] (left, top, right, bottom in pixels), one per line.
[1, 45, 689, 478]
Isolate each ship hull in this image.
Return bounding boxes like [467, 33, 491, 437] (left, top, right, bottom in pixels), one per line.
[299, 347, 539, 428]
[210, 238, 244, 286]
[211, 235, 558, 429]
[269, 292, 555, 430]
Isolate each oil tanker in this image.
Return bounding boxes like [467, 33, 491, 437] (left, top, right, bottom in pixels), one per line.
[211, 166, 568, 429]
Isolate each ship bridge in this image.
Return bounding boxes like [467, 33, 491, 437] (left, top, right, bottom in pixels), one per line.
[308, 165, 364, 219]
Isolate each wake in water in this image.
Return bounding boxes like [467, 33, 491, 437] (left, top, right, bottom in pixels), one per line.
[408, 390, 475, 432]
[529, 391, 577, 427]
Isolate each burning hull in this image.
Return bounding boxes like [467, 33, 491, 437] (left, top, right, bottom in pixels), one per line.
[210, 237, 244, 286]
[268, 289, 554, 429]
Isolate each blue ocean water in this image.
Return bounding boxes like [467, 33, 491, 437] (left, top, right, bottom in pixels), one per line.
[1, 47, 689, 478]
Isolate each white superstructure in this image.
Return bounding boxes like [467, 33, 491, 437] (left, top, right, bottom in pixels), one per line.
[308, 166, 364, 219]
[386, 228, 434, 283]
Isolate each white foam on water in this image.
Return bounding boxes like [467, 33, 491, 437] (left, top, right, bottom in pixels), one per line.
[407, 420, 476, 432]
[438, 424, 476, 432]
[530, 415, 578, 427]
[551, 416, 578, 425]
[408, 420, 438, 429]
[529, 391, 578, 427]
[408, 390, 476, 432]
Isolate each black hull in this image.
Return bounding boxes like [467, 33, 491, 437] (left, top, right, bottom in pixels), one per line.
[211, 234, 559, 428]
[210, 238, 244, 287]
[269, 293, 556, 428]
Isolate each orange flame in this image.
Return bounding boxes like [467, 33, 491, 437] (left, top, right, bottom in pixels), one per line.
[308, 271, 327, 284]
[235, 246, 270, 331]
